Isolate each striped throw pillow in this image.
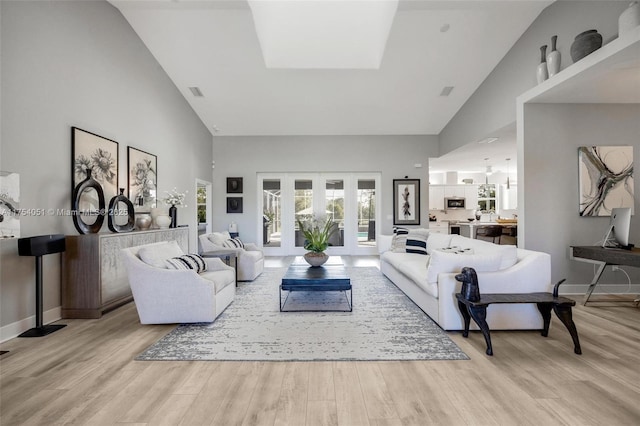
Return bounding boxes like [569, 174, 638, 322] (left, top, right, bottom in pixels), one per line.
[222, 237, 244, 249]
[393, 226, 409, 235]
[166, 254, 208, 273]
[406, 236, 428, 255]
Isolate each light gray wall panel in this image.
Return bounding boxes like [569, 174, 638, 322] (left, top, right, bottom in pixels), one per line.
[439, 1, 628, 154]
[0, 1, 212, 331]
[212, 135, 438, 242]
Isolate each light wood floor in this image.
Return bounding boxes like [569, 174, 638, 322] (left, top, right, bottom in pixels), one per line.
[1, 257, 640, 425]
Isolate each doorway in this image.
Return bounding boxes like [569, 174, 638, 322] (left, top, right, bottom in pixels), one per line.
[258, 173, 380, 256]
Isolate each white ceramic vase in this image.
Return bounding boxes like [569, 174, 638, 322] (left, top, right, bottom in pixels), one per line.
[546, 35, 561, 77]
[156, 215, 171, 229]
[150, 207, 167, 228]
[536, 44, 548, 84]
[619, 2, 640, 36]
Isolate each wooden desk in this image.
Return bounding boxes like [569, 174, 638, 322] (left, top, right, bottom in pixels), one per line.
[570, 246, 640, 305]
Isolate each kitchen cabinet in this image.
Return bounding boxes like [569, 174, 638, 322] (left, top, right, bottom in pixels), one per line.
[465, 185, 479, 210]
[429, 222, 449, 234]
[444, 185, 465, 198]
[500, 184, 518, 210]
[429, 185, 445, 210]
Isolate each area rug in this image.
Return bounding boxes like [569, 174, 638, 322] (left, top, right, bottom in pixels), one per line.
[136, 267, 468, 361]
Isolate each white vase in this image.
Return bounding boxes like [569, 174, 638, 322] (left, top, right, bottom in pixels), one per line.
[536, 44, 548, 84]
[546, 35, 561, 77]
[150, 207, 167, 228]
[156, 215, 171, 229]
[619, 2, 640, 36]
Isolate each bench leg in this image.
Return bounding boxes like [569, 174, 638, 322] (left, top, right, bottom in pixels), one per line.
[536, 303, 552, 337]
[457, 301, 471, 338]
[553, 305, 582, 355]
[467, 305, 493, 356]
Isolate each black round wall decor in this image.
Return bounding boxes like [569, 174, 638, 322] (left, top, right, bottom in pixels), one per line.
[72, 169, 106, 234]
[107, 188, 135, 233]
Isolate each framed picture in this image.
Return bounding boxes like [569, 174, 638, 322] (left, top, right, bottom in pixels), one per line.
[127, 147, 157, 213]
[72, 127, 119, 209]
[227, 177, 243, 193]
[227, 197, 243, 213]
[0, 171, 20, 238]
[393, 179, 420, 225]
[578, 146, 634, 216]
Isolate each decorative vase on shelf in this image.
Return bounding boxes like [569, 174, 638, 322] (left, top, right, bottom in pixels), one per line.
[135, 214, 152, 230]
[169, 205, 177, 228]
[547, 35, 561, 77]
[150, 207, 166, 229]
[536, 44, 548, 84]
[72, 168, 106, 235]
[304, 252, 329, 267]
[570, 29, 602, 63]
[619, 2, 640, 36]
[156, 214, 171, 229]
[107, 188, 135, 233]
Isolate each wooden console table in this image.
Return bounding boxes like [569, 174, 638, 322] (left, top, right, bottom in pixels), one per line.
[570, 246, 640, 305]
[456, 280, 581, 356]
[62, 228, 189, 318]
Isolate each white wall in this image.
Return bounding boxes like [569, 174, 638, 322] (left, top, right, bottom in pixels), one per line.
[0, 1, 213, 334]
[211, 135, 438, 243]
[439, 1, 628, 155]
[523, 104, 640, 289]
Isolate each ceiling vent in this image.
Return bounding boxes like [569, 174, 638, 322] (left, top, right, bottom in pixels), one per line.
[188, 87, 204, 97]
[439, 86, 454, 97]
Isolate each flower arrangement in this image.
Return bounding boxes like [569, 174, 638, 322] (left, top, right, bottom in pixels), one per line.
[163, 188, 187, 207]
[296, 215, 337, 253]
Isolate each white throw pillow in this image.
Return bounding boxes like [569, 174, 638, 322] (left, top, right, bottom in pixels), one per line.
[138, 241, 184, 269]
[426, 233, 454, 254]
[426, 249, 502, 285]
[408, 228, 430, 239]
[208, 231, 231, 246]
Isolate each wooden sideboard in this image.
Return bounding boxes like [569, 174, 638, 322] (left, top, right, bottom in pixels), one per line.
[61, 227, 189, 318]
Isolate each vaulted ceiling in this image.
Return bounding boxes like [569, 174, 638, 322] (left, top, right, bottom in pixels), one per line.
[110, 0, 550, 139]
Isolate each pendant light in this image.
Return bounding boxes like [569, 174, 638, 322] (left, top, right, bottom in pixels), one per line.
[506, 158, 511, 189]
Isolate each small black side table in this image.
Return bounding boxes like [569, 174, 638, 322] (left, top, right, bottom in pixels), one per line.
[456, 280, 581, 356]
[17, 234, 67, 337]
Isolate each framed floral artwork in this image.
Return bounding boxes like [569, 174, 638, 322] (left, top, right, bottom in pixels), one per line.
[127, 147, 157, 213]
[393, 178, 420, 225]
[72, 127, 118, 211]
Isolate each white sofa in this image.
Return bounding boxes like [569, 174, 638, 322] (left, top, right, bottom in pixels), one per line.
[121, 241, 235, 324]
[379, 231, 551, 331]
[199, 232, 264, 281]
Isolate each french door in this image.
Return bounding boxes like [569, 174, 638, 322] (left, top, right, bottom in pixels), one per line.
[258, 173, 380, 256]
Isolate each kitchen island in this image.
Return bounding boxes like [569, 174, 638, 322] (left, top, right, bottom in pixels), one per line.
[458, 222, 517, 244]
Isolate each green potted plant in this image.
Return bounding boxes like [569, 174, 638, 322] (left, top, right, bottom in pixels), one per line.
[296, 216, 337, 267]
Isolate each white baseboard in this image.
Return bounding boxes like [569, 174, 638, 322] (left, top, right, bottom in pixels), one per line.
[1, 306, 62, 343]
[559, 283, 640, 296]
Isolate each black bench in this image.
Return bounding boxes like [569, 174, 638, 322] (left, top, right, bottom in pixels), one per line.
[455, 279, 581, 356]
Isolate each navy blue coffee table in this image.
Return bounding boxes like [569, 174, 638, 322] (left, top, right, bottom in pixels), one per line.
[280, 263, 352, 312]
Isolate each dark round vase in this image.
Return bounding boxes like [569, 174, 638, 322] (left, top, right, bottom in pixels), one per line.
[169, 205, 177, 228]
[72, 169, 105, 234]
[107, 188, 135, 233]
[570, 29, 603, 63]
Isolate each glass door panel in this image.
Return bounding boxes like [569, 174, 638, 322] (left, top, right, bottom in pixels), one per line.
[325, 179, 344, 247]
[294, 179, 313, 247]
[357, 179, 376, 247]
[262, 179, 281, 247]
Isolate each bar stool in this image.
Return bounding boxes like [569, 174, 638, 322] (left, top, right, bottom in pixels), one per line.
[476, 225, 502, 244]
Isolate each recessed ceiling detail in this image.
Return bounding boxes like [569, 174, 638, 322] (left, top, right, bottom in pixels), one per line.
[440, 86, 454, 96]
[188, 86, 204, 97]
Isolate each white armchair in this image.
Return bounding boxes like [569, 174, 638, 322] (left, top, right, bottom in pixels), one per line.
[199, 231, 264, 281]
[121, 241, 235, 324]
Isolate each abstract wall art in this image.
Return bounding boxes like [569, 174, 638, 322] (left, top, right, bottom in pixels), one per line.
[393, 178, 420, 225]
[578, 146, 634, 216]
